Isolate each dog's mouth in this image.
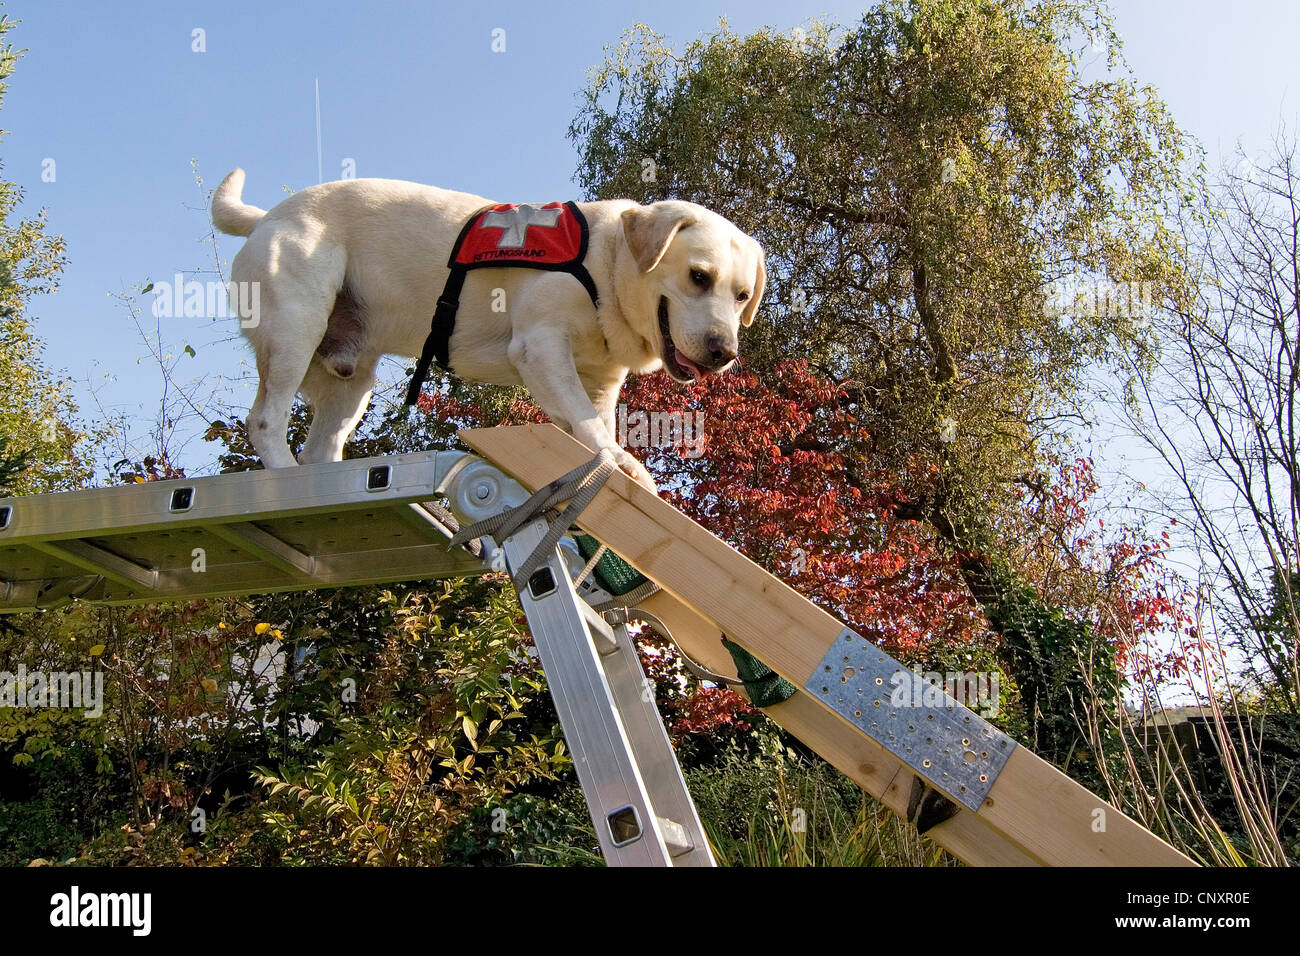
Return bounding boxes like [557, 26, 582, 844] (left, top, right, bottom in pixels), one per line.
[658, 297, 712, 384]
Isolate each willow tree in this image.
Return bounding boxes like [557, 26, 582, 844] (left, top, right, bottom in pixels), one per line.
[570, 0, 1201, 765]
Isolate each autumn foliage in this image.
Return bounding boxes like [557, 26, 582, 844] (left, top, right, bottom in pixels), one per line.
[621, 362, 991, 658]
[1002, 453, 1195, 684]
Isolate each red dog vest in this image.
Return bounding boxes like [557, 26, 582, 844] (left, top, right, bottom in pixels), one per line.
[404, 201, 599, 405]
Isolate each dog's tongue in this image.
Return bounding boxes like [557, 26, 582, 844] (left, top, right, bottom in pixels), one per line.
[672, 348, 711, 381]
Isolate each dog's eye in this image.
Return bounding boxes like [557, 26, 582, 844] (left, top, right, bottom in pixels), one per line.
[690, 269, 712, 290]
[736, 291, 750, 303]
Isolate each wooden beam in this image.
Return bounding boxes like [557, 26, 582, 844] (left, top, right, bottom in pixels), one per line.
[461, 424, 1194, 867]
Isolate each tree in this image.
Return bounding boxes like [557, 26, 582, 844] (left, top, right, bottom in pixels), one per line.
[0, 13, 90, 493]
[569, 0, 1200, 766]
[623, 362, 991, 657]
[1126, 133, 1300, 717]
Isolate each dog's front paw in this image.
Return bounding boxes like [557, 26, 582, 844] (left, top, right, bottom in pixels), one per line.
[612, 447, 658, 494]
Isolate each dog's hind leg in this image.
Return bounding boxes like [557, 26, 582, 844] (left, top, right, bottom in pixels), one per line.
[237, 235, 346, 468]
[298, 357, 376, 464]
[248, 334, 322, 468]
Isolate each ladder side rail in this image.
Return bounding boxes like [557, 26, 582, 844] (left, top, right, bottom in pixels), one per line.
[596, 615, 715, 865]
[503, 520, 676, 865]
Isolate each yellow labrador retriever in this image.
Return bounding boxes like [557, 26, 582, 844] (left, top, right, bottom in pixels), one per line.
[210, 169, 765, 490]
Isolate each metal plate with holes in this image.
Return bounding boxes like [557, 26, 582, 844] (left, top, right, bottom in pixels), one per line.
[806, 628, 1016, 812]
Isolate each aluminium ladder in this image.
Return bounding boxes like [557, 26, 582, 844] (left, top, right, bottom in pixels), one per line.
[0, 450, 713, 866]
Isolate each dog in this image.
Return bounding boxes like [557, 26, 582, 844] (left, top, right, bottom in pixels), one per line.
[210, 169, 765, 490]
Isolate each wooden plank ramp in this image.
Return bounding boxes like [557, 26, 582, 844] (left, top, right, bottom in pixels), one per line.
[461, 424, 1195, 867]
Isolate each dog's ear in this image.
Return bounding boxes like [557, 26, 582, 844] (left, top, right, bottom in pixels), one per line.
[621, 203, 697, 273]
[741, 243, 766, 327]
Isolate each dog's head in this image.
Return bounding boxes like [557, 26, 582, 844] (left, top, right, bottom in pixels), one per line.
[620, 201, 765, 382]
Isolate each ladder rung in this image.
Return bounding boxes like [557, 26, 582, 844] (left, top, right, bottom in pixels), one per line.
[657, 817, 696, 857]
[392, 501, 459, 544]
[31, 540, 158, 591]
[580, 600, 619, 655]
[208, 522, 315, 577]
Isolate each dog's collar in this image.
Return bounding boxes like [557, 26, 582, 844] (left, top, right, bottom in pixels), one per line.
[405, 201, 600, 406]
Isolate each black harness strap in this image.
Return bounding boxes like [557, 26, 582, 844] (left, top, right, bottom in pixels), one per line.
[570, 265, 600, 308]
[404, 266, 469, 407]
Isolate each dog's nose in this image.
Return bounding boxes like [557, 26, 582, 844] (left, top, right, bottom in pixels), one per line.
[707, 335, 737, 368]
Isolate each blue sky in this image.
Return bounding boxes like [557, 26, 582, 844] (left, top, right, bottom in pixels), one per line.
[2, 0, 1298, 472]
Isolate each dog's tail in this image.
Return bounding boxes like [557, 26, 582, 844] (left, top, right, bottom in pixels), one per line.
[211, 168, 267, 236]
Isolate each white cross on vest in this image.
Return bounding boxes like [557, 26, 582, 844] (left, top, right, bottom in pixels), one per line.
[480, 204, 563, 248]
